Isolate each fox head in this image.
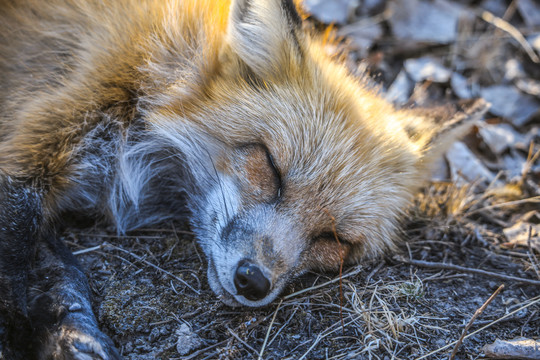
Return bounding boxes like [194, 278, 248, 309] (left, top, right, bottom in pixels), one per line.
[147, 0, 488, 306]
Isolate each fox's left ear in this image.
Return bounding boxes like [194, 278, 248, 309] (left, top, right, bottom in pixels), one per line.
[414, 98, 490, 171]
[226, 0, 304, 77]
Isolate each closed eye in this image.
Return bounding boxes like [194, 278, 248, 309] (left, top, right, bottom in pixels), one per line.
[265, 149, 282, 199]
[234, 143, 282, 203]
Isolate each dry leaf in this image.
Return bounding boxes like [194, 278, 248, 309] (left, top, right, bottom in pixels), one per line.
[386, 70, 414, 104]
[404, 57, 452, 83]
[451, 73, 474, 99]
[388, 0, 464, 43]
[480, 85, 540, 126]
[502, 222, 539, 251]
[482, 338, 540, 359]
[304, 0, 358, 24]
[478, 124, 525, 156]
[446, 142, 496, 185]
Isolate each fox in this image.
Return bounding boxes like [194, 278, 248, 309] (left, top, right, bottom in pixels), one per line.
[0, 0, 488, 358]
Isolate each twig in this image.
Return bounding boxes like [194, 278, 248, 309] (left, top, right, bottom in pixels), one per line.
[283, 267, 363, 299]
[527, 226, 540, 279]
[178, 340, 228, 360]
[397, 257, 540, 286]
[365, 262, 384, 283]
[107, 243, 200, 294]
[298, 315, 358, 360]
[448, 284, 505, 360]
[521, 143, 540, 181]
[72, 244, 105, 255]
[466, 196, 540, 216]
[267, 305, 299, 348]
[258, 299, 283, 360]
[521, 309, 537, 338]
[76, 232, 165, 240]
[227, 326, 258, 356]
[149, 318, 175, 326]
[478, 10, 540, 63]
[138, 227, 195, 235]
[415, 295, 540, 360]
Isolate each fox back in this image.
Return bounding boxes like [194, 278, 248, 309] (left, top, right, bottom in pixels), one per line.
[0, 0, 487, 310]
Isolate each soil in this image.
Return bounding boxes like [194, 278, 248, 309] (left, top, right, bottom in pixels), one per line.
[68, 206, 539, 360]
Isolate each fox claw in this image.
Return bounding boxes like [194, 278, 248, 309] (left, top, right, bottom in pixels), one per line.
[34, 302, 120, 360]
[48, 325, 120, 360]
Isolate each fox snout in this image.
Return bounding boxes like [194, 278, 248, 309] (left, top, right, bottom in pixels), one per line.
[234, 260, 271, 301]
[197, 203, 305, 307]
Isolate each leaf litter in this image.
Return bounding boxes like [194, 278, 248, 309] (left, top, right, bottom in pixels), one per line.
[65, 0, 540, 359]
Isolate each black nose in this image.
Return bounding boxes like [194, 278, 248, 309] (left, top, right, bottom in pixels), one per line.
[234, 261, 271, 301]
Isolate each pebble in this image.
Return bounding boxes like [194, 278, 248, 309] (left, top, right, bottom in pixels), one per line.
[176, 323, 202, 356]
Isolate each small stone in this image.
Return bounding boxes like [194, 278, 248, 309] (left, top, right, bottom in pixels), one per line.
[404, 57, 452, 83]
[149, 327, 161, 343]
[478, 123, 524, 155]
[303, 0, 359, 25]
[434, 338, 446, 348]
[451, 73, 473, 99]
[504, 59, 526, 81]
[480, 85, 540, 126]
[482, 338, 540, 359]
[176, 323, 202, 356]
[502, 152, 527, 179]
[339, 20, 383, 57]
[388, 0, 464, 44]
[386, 70, 414, 104]
[480, 0, 509, 17]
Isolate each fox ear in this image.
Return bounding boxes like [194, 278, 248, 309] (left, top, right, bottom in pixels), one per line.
[415, 98, 490, 171]
[226, 0, 303, 77]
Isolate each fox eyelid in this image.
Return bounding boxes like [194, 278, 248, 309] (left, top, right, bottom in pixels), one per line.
[265, 149, 283, 199]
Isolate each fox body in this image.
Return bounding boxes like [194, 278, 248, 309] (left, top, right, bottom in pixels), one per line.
[0, 0, 487, 358]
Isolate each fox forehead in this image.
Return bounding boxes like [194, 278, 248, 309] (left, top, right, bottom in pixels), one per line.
[150, 58, 419, 237]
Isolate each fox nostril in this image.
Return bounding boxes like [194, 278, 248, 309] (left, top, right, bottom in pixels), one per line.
[234, 261, 271, 301]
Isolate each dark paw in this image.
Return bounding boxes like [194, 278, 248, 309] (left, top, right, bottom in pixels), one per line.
[34, 300, 121, 360]
[48, 324, 120, 360]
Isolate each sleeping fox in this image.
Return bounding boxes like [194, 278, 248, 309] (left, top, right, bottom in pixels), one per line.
[0, 0, 487, 358]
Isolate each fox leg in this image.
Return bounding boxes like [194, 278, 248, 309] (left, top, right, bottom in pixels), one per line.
[0, 175, 120, 359]
[27, 233, 120, 360]
[0, 177, 41, 359]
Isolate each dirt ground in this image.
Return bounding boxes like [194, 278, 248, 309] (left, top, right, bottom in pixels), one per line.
[67, 0, 539, 359]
